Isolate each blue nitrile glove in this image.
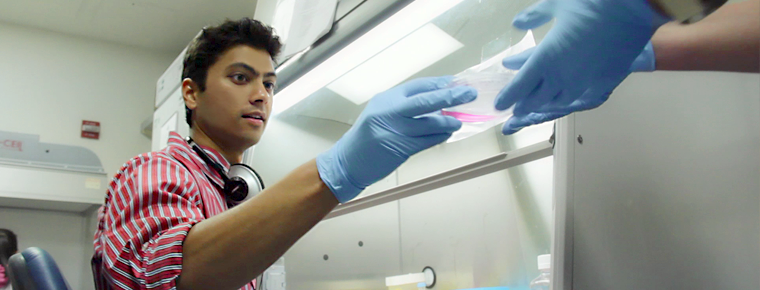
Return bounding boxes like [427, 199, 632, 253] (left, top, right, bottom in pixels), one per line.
[500, 40, 657, 134]
[317, 77, 477, 203]
[495, 0, 671, 135]
[630, 41, 656, 72]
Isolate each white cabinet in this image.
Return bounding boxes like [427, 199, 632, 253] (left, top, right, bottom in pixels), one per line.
[151, 87, 189, 151]
[155, 47, 187, 109]
[553, 72, 760, 290]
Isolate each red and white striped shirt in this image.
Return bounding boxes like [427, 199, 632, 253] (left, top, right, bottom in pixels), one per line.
[92, 132, 256, 290]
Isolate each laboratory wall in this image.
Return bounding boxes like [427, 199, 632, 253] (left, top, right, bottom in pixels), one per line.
[0, 21, 174, 290]
[0, 21, 175, 178]
[0, 206, 100, 290]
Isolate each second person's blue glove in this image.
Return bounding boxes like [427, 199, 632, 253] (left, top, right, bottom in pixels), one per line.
[495, 0, 670, 134]
[317, 77, 477, 203]
[501, 41, 657, 134]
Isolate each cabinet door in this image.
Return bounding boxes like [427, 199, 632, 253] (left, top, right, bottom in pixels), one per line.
[560, 72, 760, 289]
[152, 88, 188, 151]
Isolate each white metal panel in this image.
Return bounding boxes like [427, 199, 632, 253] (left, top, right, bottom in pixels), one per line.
[283, 201, 401, 290]
[551, 115, 576, 290]
[155, 47, 188, 108]
[152, 87, 188, 151]
[327, 141, 552, 219]
[565, 71, 760, 289]
[0, 165, 105, 206]
[398, 156, 554, 289]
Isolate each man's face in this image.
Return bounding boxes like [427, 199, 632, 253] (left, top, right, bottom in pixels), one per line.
[186, 45, 276, 150]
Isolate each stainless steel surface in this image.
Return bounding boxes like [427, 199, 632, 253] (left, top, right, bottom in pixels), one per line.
[326, 141, 553, 220]
[552, 115, 576, 290]
[284, 202, 402, 290]
[398, 156, 554, 289]
[567, 72, 760, 289]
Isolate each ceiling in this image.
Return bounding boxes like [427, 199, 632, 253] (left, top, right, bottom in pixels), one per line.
[0, 0, 259, 53]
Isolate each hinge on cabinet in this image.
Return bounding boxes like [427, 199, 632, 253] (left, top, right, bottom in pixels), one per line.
[549, 122, 556, 149]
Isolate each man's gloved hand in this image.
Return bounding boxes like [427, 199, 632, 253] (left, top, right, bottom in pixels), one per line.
[501, 41, 658, 134]
[496, 0, 670, 135]
[317, 77, 477, 203]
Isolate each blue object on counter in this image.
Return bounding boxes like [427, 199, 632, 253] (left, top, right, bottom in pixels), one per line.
[455, 288, 510, 290]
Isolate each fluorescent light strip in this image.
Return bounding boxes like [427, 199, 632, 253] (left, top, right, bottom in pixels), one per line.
[272, 0, 466, 114]
[327, 23, 463, 104]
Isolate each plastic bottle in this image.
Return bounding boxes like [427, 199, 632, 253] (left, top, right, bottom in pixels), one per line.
[262, 257, 286, 290]
[529, 254, 551, 290]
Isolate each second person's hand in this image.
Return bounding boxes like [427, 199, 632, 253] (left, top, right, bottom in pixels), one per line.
[495, 0, 670, 134]
[500, 41, 657, 134]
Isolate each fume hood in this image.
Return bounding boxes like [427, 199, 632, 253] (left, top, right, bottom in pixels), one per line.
[255, 0, 556, 289]
[252, 0, 760, 289]
[149, 0, 760, 288]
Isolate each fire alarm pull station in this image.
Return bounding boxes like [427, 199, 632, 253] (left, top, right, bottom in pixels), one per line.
[82, 120, 100, 139]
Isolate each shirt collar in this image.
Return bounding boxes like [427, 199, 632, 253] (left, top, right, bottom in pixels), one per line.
[167, 132, 231, 189]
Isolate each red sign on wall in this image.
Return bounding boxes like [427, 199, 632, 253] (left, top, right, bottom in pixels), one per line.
[82, 120, 101, 139]
[1, 139, 22, 151]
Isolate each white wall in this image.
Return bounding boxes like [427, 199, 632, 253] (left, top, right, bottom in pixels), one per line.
[0, 21, 175, 178]
[0, 21, 174, 290]
[253, 0, 278, 25]
[0, 206, 98, 290]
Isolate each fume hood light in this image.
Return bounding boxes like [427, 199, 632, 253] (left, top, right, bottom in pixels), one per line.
[326, 23, 463, 105]
[272, 0, 466, 114]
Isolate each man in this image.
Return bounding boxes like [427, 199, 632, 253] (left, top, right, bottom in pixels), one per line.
[91, 18, 476, 290]
[495, 0, 759, 134]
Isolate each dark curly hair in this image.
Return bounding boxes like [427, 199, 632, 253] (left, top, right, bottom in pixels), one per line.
[182, 17, 282, 127]
[0, 229, 17, 266]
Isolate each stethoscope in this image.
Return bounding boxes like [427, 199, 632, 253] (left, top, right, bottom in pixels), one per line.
[186, 137, 265, 207]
